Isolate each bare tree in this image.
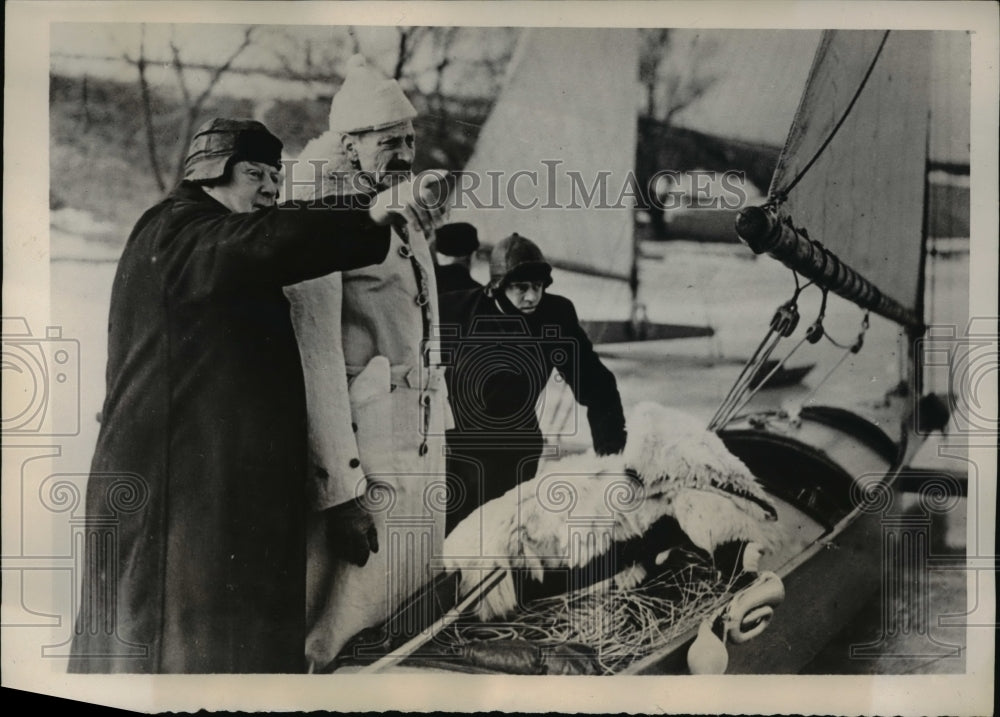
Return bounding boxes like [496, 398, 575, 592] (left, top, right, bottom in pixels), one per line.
[661, 33, 720, 125]
[415, 26, 518, 104]
[427, 26, 459, 133]
[261, 26, 353, 84]
[125, 26, 256, 192]
[392, 26, 431, 81]
[639, 29, 670, 118]
[168, 26, 256, 187]
[405, 26, 462, 164]
[430, 27, 459, 97]
[131, 25, 167, 192]
[640, 29, 719, 124]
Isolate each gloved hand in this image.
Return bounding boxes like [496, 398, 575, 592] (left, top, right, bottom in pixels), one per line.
[368, 172, 451, 235]
[593, 430, 626, 457]
[325, 498, 379, 567]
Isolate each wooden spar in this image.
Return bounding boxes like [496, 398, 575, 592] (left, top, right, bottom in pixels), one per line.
[735, 205, 924, 332]
[355, 567, 507, 674]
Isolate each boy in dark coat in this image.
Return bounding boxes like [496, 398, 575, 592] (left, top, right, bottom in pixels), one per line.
[68, 118, 444, 673]
[441, 233, 627, 533]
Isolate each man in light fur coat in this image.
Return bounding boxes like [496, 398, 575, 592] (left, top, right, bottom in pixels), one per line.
[284, 55, 452, 672]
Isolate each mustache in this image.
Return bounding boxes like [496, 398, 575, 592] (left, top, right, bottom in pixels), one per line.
[384, 159, 412, 173]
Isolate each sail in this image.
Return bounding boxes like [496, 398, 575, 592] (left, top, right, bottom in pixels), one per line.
[769, 30, 932, 321]
[452, 28, 639, 284]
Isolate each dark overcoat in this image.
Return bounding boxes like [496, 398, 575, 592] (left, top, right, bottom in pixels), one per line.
[68, 183, 389, 673]
[440, 288, 627, 531]
[433, 263, 481, 295]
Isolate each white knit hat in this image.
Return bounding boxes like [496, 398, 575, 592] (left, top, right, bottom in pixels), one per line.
[328, 54, 418, 134]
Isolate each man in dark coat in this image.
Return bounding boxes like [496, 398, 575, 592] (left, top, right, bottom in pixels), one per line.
[67, 118, 445, 673]
[433, 222, 482, 295]
[441, 233, 627, 533]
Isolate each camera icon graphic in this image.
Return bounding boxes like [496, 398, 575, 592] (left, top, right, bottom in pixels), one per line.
[917, 318, 998, 436]
[429, 317, 580, 439]
[2, 317, 81, 435]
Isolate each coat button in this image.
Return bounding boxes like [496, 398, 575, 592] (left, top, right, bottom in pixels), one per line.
[398, 244, 412, 258]
[349, 458, 360, 469]
[351, 422, 358, 432]
[415, 291, 429, 306]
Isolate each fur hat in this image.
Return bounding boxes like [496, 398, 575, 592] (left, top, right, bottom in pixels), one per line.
[328, 54, 418, 134]
[489, 233, 553, 288]
[183, 118, 283, 183]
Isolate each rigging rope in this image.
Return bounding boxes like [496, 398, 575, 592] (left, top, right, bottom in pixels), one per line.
[708, 272, 861, 430]
[708, 272, 814, 431]
[724, 332, 811, 425]
[707, 327, 784, 431]
[801, 311, 870, 407]
[771, 30, 891, 201]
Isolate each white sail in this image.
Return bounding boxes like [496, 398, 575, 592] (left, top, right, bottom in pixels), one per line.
[452, 28, 639, 284]
[769, 30, 932, 320]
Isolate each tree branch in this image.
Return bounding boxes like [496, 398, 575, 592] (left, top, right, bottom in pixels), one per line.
[133, 26, 166, 193]
[657, 33, 719, 126]
[433, 27, 458, 87]
[192, 26, 254, 111]
[272, 48, 307, 82]
[171, 26, 256, 186]
[168, 39, 192, 108]
[393, 27, 409, 80]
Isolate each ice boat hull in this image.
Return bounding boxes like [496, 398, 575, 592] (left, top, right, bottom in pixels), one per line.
[333, 402, 914, 675]
[622, 404, 902, 674]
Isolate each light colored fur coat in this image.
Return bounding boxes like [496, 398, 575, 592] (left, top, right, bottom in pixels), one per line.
[444, 401, 781, 620]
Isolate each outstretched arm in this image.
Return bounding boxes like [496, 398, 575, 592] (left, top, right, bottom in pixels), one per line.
[554, 299, 627, 455]
[162, 192, 391, 300]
